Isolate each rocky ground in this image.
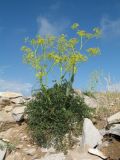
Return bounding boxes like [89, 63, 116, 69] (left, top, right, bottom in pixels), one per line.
[0, 91, 120, 160]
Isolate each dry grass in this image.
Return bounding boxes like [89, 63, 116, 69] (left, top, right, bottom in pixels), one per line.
[92, 91, 120, 129]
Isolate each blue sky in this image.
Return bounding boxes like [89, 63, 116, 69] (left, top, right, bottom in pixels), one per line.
[0, 0, 120, 95]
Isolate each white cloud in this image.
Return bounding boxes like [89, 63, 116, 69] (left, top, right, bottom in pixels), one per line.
[37, 17, 69, 35]
[101, 16, 120, 38]
[0, 79, 32, 96]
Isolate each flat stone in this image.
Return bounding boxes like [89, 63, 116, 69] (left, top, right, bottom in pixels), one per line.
[107, 112, 120, 124]
[81, 118, 103, 148]
[88, 148, 107, 159]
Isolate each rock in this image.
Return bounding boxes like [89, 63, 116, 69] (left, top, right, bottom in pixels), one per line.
[4, 105, 14, 112]
[0, 140, 7, 160]
[99, 129, 109, 136]
[88, 148, 107, 159]
[81, 118, 103, 148]
[0, 111, 15, 123]
[0, 97, 10, 106]
[10, 97, 26, 104]
[66, 148, 102, 160]
[23, 147, 36, 156]
[84, 95, 98, 108]
[12, 106, 26, 121]
[5, 151, 27, 160]
[0, 92, 22, 98]
[40, 153, 65, 160]
[40, 147, 55, 153]
[74, 89, 82, 96]
[107, 112, 120, 124]
[109, 124, 120, 136]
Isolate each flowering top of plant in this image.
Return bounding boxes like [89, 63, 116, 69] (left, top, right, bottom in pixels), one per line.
[87, 48, 101, 56]
[21, 23, 102, 87]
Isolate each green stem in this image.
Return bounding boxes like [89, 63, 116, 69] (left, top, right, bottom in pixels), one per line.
[80, 36, 83, 50]
[60, 64, 63, 84]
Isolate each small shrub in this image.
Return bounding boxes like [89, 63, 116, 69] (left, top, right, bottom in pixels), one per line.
[26, 80, 93, 151]
[0, 142, 15, 153]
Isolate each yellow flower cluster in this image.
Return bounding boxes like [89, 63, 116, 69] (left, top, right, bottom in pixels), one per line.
[21, 46, 32, 53]
[37, 37, 45, 45]
[87, 48, 100, 55]
[68, 38, 78, 48]
[31, 57, 41, 70]
[77, 30, 93, 39]
[71, 23, 79, 30]
[48, 52, 67, 63]
[77, 30, 86, 37]
[30, 37, 45, 45]
[69, 53, 87, 65]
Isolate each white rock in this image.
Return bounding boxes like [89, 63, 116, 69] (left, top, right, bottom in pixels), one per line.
[40, 153, 65, 160]
[107, 112, 120, 124]
[12, 106, 26, 121]
[0, 140, 7, 160]
[10, 97, 25, 104]
[88, 148, 107, 159]
[81, 118, 103, 148]
[84, 95, 98, 108]
[0, 92, 22, 98]
[109, 124, 120, 136]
